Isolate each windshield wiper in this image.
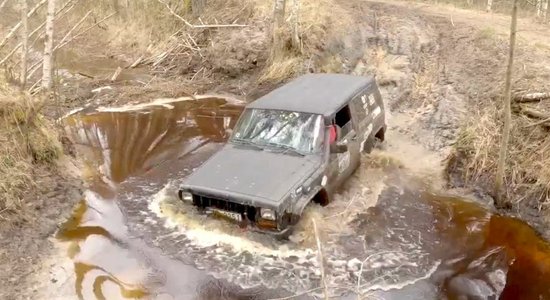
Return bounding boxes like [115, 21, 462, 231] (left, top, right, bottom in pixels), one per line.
[231, 138, 263, 150]
[263, 142, 306, 156]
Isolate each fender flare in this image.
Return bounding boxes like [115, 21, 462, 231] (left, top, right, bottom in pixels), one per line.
[288, 186, 327, 224]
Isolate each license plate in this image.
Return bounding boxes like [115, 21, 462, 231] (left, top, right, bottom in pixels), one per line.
[210, 209, 242, 222]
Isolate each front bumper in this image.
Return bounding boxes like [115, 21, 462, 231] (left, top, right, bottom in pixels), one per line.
[179, 189, 291, 237]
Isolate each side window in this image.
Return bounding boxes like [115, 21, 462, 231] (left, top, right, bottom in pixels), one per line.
[360, 93, 370, 115]
[368, 92, 382, 119]
[334, 105, 352, 139]
[354, 94, 368, 120]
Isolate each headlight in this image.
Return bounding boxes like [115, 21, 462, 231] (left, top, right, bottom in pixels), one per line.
[178, 190, 193, 202]
[260, 208, 276, 220]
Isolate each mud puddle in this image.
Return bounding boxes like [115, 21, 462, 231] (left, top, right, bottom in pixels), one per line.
[57, 49, 152, 83]
[54, 96, 550, 300]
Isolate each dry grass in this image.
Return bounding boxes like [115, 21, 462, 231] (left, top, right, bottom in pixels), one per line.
[0, 84, 62, 221]
[86, 0, 261, 54]
[449, 103, 550, 207]
[476, 26, 498, 40]
[259, 0, 351, 82]
[258, 55, 303, 83]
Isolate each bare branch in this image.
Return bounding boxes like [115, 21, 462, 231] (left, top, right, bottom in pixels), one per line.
[518, 105, 550, 120]
[56, 10, 92, 47]
[514, 92, 550, 102]
[324, 194, 358, 219]
[156, 0, 247, 28]
[0, 0, 48, 49]
[20, 0, 29, 88]
[312, 218, 329, 300]
[26, 12, 116, 81]
[55, 12, 116, 50]
[26, 60, 42, 81]
[524, 116, 550, 128]
[0, 0, 77, 65]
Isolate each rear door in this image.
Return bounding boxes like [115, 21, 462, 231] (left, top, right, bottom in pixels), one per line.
[351, 88, 375, 151]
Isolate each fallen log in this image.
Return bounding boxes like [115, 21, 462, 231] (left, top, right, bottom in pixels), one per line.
[514, 92, 550, 103]
[517, 105, 550, 129]
[519, 105, 550, 119]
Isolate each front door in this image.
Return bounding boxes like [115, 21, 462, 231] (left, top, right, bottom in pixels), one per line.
[327, 104, 360, 190]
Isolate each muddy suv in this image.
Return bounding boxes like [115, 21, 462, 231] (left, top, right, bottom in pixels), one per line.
[178, 73, 386, 236]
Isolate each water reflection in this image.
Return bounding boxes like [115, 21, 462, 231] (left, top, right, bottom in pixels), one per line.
[58, 96, 550, 300]
[63, 96, 243, 184]
[356, 175, 550, 299]
[59, 96, 245, 299]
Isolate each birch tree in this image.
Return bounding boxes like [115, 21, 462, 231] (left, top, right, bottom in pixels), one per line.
[486, 0, 493, 12]
[495, 0, 518, 207]
[41, 0, 56, 90]
[537, 0, 543, 18]
[20, 0, 28, 88]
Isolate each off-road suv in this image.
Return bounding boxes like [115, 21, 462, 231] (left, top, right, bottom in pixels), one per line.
[178, 73, 386, 236]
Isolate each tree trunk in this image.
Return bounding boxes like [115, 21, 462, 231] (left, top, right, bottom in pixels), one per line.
[486, 0, 493, 12]
[41, 0, 56, 90]
[495, 0, 518, 207]
[467, 0, 473, 6]
[537, 0, 542, 18]
[290, 0, 301, 52]
[0, 0, 8, 11]
[20, 0, 28, 88]
[191, 0, 206, 16]
[543, 0, 549, 22]
[271, 0, 286, 59]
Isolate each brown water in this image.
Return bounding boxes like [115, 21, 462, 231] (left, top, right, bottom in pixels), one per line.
[58, 96, 550, 300]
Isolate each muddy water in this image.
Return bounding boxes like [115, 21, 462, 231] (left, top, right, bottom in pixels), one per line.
[58, 96, 550, 300]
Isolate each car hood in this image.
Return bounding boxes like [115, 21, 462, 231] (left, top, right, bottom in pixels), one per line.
[183, 144, 322, 204]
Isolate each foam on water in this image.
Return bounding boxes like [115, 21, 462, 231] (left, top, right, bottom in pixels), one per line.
[148, 183, 317, 259]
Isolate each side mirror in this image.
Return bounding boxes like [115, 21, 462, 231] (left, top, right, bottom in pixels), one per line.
[330, 142, 348, 153]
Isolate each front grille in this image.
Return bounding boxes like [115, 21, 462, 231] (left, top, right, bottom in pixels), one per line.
[192, 194, 257, 222]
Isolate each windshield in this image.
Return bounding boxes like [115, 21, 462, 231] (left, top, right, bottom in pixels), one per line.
[230, 109, 324, 154]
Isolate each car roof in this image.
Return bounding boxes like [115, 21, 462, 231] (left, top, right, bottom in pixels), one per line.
[247, 73, 375, 117]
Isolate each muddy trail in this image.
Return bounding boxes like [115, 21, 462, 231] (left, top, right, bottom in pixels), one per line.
[23, 0, 550, 299]
[51, 95, 550, 300]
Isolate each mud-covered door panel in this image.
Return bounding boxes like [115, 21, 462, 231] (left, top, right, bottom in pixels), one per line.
[327, 104, 360, 185]
[352, 89, 374, 152]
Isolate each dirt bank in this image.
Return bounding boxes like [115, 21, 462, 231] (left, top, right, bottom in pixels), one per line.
[2, 0, 550, 298]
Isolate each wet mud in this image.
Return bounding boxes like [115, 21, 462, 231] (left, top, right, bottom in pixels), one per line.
[57, 97, 550, 300]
